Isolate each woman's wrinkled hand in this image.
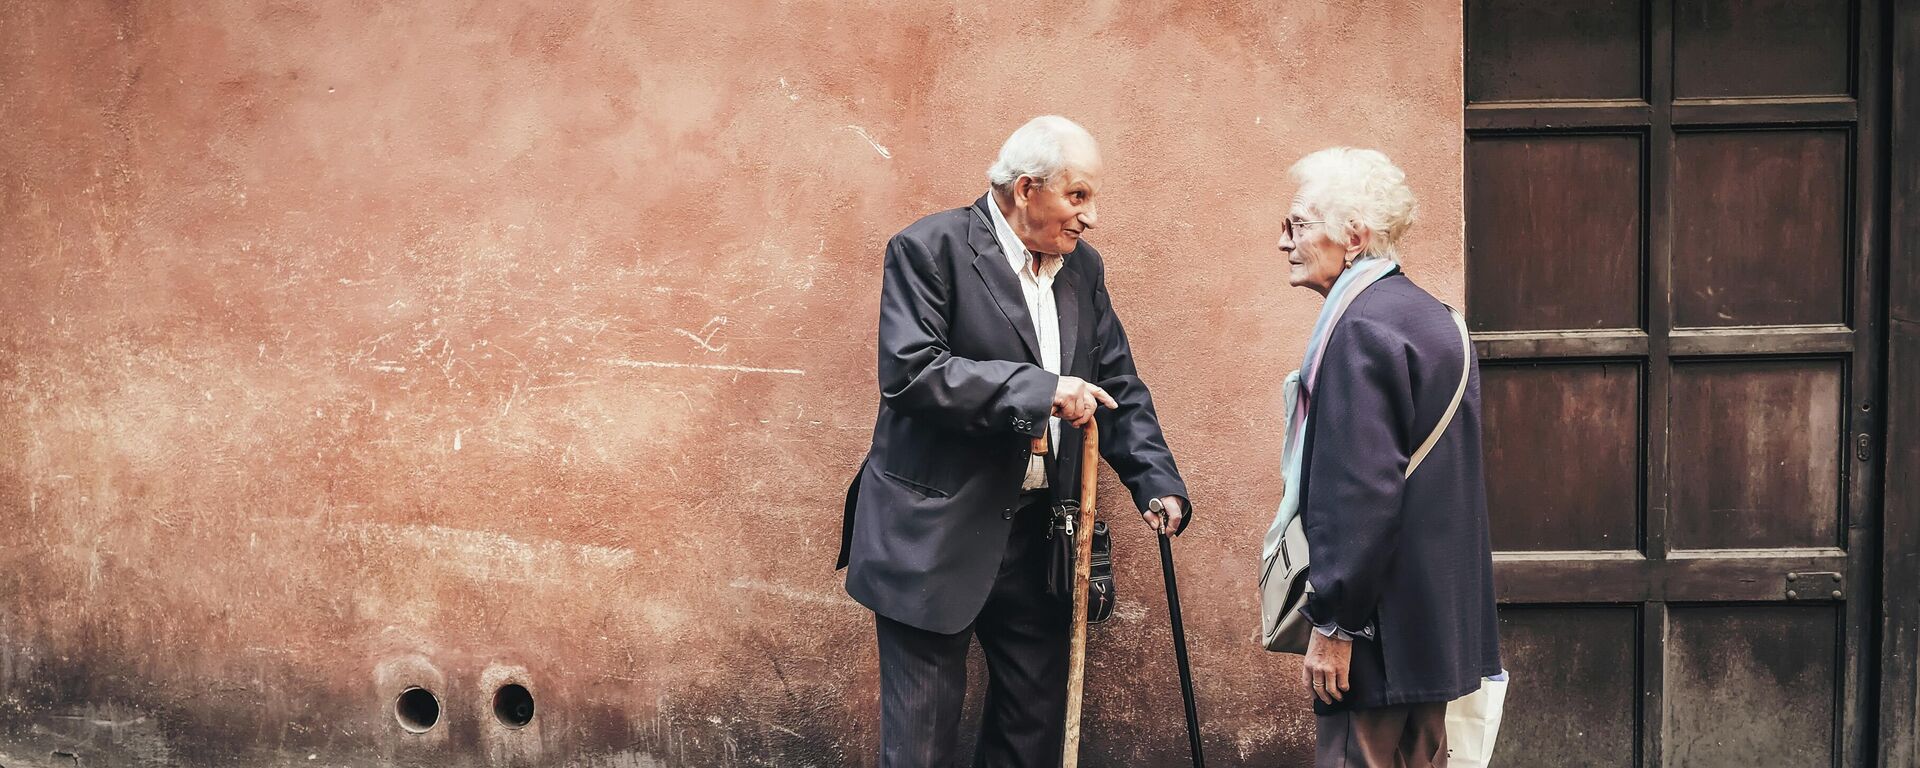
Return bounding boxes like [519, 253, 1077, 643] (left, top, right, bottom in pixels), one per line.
[1302, 631, 1353, 705]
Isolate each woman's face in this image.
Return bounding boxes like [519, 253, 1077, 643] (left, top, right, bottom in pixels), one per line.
[1279, 197, 1358, 296]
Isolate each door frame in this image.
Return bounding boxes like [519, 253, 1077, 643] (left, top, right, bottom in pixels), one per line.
[1874, 1, 1919, 765]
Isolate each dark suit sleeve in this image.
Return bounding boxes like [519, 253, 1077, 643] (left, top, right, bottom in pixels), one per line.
[1300, 315, 1414, 634]
[877, 232, 1055, 437]
[1088, 271, 1191, 525]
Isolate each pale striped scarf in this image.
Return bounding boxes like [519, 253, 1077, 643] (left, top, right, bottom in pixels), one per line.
[1262, 256, 1399, 561]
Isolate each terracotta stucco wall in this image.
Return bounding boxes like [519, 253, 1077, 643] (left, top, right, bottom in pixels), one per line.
[0, 2, 1463, 765]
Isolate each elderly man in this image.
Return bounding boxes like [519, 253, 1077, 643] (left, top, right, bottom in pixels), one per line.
[836, 115, 1192, 767]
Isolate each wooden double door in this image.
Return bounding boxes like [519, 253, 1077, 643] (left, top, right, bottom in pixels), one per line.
[1464, 1, 1889, 765]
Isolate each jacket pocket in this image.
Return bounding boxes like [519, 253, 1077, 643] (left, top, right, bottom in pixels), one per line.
[880, 469, 951, 499]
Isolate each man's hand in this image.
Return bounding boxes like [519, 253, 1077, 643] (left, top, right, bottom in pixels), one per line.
[1302, 631, 1352, 705]
[1144, 495, 1186, 535]
[1052, 376, 1117, 427]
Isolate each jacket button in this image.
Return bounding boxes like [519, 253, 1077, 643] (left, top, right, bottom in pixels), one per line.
[1002, 508, 1013, 519]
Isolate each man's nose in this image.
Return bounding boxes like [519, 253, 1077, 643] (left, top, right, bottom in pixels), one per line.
[1080, 204, 1097, 229]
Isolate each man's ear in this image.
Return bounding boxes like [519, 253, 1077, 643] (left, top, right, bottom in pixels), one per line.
[1014, 175, 1039, 208]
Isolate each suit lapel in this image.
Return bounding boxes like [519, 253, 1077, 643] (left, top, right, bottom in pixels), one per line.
[1054, 265, 1081, 376]
[967, 195, 1043, 364]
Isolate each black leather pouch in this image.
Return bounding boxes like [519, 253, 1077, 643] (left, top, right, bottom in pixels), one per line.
[1045, 501, 1078, 601]
[1043, 501, 1116, 624]
[1087, 521, 1114, 625]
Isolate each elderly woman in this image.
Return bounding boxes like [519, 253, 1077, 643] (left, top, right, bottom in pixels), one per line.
[1270, 148, 1502, 767]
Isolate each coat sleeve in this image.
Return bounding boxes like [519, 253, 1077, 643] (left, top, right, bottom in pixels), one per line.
[1299, 315, 1415, 634]
[877, 232, 1055, 437]
[1088, 270, 1192, 526]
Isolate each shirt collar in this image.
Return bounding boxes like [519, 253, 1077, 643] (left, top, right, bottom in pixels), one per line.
[985, 191, 1064, 279]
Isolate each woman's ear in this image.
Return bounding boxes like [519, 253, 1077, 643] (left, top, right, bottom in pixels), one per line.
[1345, 226, 1372, 258]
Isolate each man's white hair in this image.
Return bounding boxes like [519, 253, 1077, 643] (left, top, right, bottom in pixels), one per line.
[987, 116, 1098, 192]
[1289, 147, 1418, 264]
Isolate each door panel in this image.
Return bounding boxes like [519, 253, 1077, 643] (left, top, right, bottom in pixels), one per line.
[1672, 0, 1852, 98]
[1671, 130, 1851, 328]
[1668, 360, 1846, 550]
[1496, 607, 1642, 767]
[1464, 0, 1882, 765]
[1467, 0, 1645, 103]
[1482, 364, 1642, 552]
[1467, 135, 1646, 332]
[1665, 605, 1842, 766]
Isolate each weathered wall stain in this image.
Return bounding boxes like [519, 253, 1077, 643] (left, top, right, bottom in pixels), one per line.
[0, 1, 1463, 765]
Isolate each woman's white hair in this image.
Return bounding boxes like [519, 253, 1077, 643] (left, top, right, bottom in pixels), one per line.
[987, 116, 1098, 192]
[1289, 147, 1418, 264]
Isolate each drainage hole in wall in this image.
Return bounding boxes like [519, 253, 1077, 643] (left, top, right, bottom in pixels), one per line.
[493, 683, 535, 728]
[394, 686, 441, 733]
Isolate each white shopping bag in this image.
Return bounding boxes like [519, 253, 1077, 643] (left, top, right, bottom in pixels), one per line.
[1445, 670, 1509, 767]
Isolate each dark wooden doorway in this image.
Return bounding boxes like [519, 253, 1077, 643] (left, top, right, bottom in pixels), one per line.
[1463, 1, 1888, 765]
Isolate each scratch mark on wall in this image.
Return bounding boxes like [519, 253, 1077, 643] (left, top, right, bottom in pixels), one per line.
[526, 379, 599, 392]
[727, 577, 857, 608]
[839, 125, 891, 159]
[48, 713, 149, 728]
[1110, 598, 1149, 623]
[672, 316, 729, 353]
[600, 359, 804, 376]
[269, 520, 637, 585]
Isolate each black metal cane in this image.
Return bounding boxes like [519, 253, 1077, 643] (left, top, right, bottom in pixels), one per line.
[1150, 500, 1205, 767]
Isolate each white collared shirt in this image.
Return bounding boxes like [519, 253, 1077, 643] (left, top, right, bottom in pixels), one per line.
[986, 193, 1065, 490]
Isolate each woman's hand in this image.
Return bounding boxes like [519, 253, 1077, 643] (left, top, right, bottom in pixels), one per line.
[1302, 631, 1352, 705]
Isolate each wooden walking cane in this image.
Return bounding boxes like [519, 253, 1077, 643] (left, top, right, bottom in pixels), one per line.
[1061, 419, 1098, 767]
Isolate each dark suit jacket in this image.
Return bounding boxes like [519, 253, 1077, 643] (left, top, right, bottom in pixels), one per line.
[1297, 274, 1503, 711]
[836, 194, 1190, 634]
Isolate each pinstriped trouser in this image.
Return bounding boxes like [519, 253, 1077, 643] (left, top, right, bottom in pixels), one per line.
[875, 500, 1068, 768]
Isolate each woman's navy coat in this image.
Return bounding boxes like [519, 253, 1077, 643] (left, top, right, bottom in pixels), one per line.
[1298, 273, 1503, 712]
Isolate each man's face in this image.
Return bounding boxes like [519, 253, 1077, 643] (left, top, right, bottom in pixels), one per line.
[1011, 148, 1102, 256]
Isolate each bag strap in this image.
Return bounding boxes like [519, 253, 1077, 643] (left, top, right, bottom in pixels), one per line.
[1405, 306, 1472, 478]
